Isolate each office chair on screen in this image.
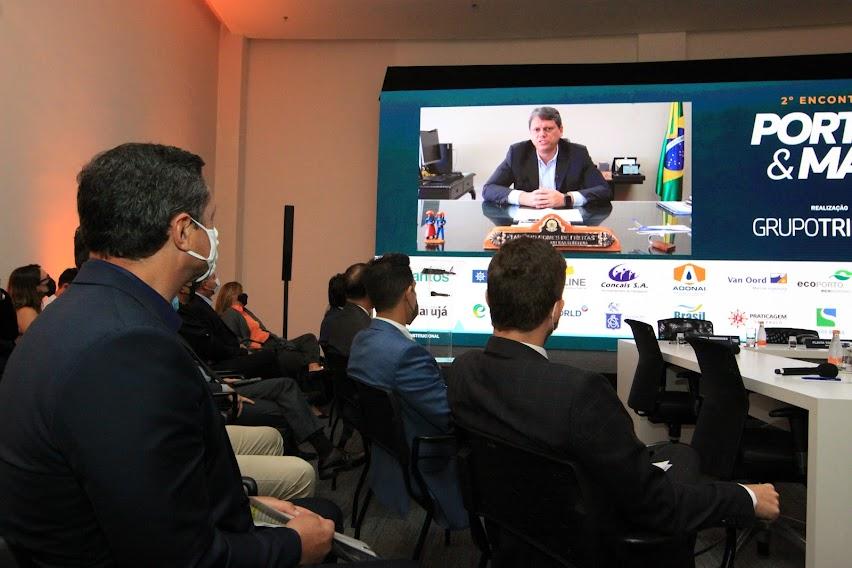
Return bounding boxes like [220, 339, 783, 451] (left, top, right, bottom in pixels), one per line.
[455, 428, 692, 568]
[656, 318, 715, 341]
[351, 381, 455, 560]
[763, 328, 818, 345]
[686, 337, 807, 562]
[625, 319, 700, 442]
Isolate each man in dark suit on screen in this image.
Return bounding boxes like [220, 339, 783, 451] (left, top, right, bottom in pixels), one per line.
[319, 262, 372, 358]
[447, 237, 780, 565]
[482, 106, 612, 208]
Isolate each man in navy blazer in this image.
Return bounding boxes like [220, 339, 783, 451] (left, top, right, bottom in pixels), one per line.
[448, 237, 781, 565]
[348, 254, 467, 530]
[0, 143, 336, 566]
[483, 106, 612, 208]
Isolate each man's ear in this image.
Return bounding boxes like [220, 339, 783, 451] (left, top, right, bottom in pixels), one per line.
[170, 213, 194, 252]
[485, 292, 491, 308]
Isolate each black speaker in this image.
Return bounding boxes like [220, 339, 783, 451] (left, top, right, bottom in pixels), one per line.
[282, 205, 294, 282]
[434, 143, 453, 175]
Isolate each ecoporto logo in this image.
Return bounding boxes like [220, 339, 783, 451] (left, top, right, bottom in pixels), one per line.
[561, 305, 589, 318]
[832, 269, 852, 282]
[603, 264, 646, 290]
[472, 304, 487, 319]
[605, 302, 622, 330]
[471, 269, 488, 283]
[673, 263, 706, 291]
[816, 308, 837, 327]
[673, 304, 707, 320]
[564, 264, 587, 288]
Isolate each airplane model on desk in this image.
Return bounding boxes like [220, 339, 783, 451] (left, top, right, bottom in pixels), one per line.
[628, 220, 692, 236]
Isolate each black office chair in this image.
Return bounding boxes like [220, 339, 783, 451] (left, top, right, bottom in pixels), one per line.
[625, 319, 700, 442]
[0, 537, 32, 568]
[321, 351, 370, 510]
[763, 328, 818, 345]
[657, 318, 714, 341]
[686, 337, 807, 562]
[352, 380, 455, 560]
[456, 427, 694, 568]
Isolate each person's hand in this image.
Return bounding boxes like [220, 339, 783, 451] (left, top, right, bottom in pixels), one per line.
[747, 483, 780, 521]
[533, 188, 567, 208]
[287, 507, 335, 565]
[236, 395, 254, 417]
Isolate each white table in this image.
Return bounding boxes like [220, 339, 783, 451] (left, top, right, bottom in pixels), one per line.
[617, 339, 852, 568]
[743, 344, 829, 360]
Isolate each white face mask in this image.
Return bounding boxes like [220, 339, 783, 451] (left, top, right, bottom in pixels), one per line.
[186, 217, 219, 282]
[213, 277, 221, 295]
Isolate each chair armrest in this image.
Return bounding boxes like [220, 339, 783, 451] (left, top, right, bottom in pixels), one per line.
[212, 391, 239, 423]
[768, 406, 807, 419]
[241, 476, 258, 496]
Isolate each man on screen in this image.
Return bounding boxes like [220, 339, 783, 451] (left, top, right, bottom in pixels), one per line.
[482, 106, 612, 209]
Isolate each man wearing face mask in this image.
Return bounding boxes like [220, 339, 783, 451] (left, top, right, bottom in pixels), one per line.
[447, 237, 780, 566]
[0, 143, 341, 567]
[347, 253, 468, 530]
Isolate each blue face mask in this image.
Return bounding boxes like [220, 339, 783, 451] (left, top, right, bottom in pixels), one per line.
[171, 296, 181, 311]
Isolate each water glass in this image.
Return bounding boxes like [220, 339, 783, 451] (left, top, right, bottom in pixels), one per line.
[746, 330, 756, 348]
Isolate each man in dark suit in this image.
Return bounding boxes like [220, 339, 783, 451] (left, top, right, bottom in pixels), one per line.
[319, 262, 373, 358]
[348, 254, 467, 530]
[0, 143, 336, 566]
[448, 237, 780, 563]
[483, 106, 612, 208]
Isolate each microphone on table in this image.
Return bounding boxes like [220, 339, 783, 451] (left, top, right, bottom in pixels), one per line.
[774, 363, 838, 377]
[430, 291, 450, 297]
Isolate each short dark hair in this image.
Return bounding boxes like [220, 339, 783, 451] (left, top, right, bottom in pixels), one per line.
[487, 238, 565, 332]
[528, 106, 562, 129]
[327, 273, 347, 309]
[344, 262, 367, 300]
[8, 264, 43, 312]
[77, 143, 209, 260]
[58, 268, 78, 287]
[363, 254, 413, 312]
[73, 227, 89, 269]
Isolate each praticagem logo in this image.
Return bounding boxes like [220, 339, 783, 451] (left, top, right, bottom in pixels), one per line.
[729, 309, 748, 328]
[472, 304, 487, 318]
[816, 308, 837, 327]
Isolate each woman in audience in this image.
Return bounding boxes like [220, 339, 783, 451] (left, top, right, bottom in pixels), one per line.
[8, 264, 50, 336]
[215, 281, 324, 376]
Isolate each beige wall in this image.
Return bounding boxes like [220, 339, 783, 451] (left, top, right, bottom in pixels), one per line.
[0, 0, 220, 285]
[235, 26, 852, 338]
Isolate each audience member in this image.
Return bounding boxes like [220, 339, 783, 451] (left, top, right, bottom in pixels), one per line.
[319, 262, 372, 358]
[214, 279, 323, 376]
[348, 253, 467, 530]
[448, 237, 780, 565]
[227, 425, 315, 501]
[56, 267, 78, 297]
[0, 142, 337, 566]
[7, 264, 50, 336]
[0, 284, 16, 376]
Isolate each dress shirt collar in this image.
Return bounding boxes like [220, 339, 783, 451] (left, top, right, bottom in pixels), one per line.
[375, 316, 414, 342]
[521, 341, 548, 359]
[195, 291, 214, 308]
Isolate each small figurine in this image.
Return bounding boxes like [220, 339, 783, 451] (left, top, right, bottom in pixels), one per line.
[424, 210, 436, 241]
[435, 211, 446, 242]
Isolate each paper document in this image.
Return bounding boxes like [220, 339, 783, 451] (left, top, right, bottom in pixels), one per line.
[656, 201, 692, 216]
[512, 207, 583, 224]
[250, 497, 379, 561]
[652, 460, 673, 472]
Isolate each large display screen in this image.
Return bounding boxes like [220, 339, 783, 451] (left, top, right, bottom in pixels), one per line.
[376, 55, 852, 349]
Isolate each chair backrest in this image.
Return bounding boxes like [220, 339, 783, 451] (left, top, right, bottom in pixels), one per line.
[456, 428, 601, 567]
[656, 318, 714, 340]
[686, 337, 748, 480]
[764, 327, 819, 345]
[624, 319, 667, 413]
[352, 380, 413, 468]
[324, 352, 361, 423]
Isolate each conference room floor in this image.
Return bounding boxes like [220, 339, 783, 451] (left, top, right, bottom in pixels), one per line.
[311, 432, 806, 567]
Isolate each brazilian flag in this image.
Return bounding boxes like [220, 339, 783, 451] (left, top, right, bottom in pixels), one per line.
[656, 102, 684, 201]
